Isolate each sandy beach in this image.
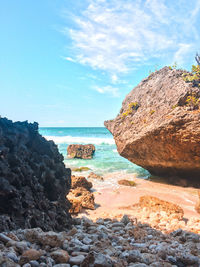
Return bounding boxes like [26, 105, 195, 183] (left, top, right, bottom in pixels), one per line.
[75, 172, 200, 233]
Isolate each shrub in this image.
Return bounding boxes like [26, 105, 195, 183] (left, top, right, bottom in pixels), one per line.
[121, 102, 139, 118]
[150, 110, 155, 115]
[185, 94, 199, 110]
[182, 64, 200, 86]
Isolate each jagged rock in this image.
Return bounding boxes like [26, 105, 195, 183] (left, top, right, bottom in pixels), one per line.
[118, 179, 136, 186]
[24, 228, 68, 247]
[67, 187, 95, 213]
[50, 249, 70, 264]
[71, 175, 93, 190]
[104, 67, 200, 179]
[67, 144, 95, 159]
[88, 172, 104, 181]
[19, 249, 43, 265]
[0, 117, 72, 232]
[139, 195, 184, 219]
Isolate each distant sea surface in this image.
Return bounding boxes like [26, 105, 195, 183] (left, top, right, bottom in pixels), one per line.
[39, 127, 149, 178]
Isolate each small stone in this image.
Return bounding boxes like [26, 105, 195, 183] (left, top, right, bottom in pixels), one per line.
[50, 249, 70, 264]
[6, 252, 18, 263]
[30, 260, 40, 267]
[53, 265, 70, 267]
[0, 233, 12, 244]
[121, 215, 131, 225]
[129, 264, 148, 267]
[67, 227, 77, 236]
[20, 249, 43, 265]
[69, 255, 85, 265]
[82, 237, 92, 245]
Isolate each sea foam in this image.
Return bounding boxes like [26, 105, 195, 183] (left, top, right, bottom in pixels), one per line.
[44, 135, 115, 145]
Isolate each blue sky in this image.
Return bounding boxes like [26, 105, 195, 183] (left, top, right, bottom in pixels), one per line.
[1, 0, 200, 126]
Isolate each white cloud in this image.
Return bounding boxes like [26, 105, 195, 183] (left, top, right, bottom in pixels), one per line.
[93, 85, 120, 97]
[65, 57, 76, 62]
[63, 0, 200, 73]
[111, 74, 118, 84]
[173, 43, 193, 65]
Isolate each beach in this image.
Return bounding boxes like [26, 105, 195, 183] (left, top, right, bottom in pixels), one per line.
[40, 127, 200, 234]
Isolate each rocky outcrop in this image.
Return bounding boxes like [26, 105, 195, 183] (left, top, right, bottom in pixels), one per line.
[105, 67, 200, 180]
[67, 176, 95, 213]
[71, 175, 92, 191]
[0, 117, 72, 232]
[67, 144, 95, 159]
[139, 196, 184, 219]
[88, 172, 104, 181]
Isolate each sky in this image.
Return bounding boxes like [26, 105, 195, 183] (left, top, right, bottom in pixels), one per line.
[1, 0, 200, 127]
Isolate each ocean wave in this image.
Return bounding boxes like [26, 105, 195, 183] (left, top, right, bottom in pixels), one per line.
[44, 135, 115, 145]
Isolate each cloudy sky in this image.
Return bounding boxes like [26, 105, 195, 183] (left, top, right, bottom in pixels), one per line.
[1, 0, 200, 126]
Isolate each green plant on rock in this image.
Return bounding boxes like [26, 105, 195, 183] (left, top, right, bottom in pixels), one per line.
[182, 65, 200, 85]
[169, 62, 178, 70]
[172, 104, 178, 109]
[182, 53, 200, 87]
[150, 110, 155, 115]
[185, 94, 200, 110]
[121, 102, 139, 118]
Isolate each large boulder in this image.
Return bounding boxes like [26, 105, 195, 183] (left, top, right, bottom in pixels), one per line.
[0, 117, 72, 232]
[67, 144, 95, 159]
[105, 67, 200, 179]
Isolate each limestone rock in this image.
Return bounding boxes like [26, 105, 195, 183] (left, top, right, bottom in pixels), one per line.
[139, 195, 184, 219]
[50, 249, 70, 264]
[67, 144, 95, 159]
[118, 179, 136, 187]
[104, 67, 200, 179]
[67, 187, 95, 213]
[0, 117, 72, 232]
[88, 172, 104, 181]
[19, 249, 43, 265]
[71, 175, 92, 190]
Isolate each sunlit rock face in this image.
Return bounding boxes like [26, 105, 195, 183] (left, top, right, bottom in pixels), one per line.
[0, 117, 72, 232]
[105, 67, 200, 180]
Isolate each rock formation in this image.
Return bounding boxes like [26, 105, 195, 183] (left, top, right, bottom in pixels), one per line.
[0, 117, 72, 232]
[105, 67, 200, 180]
[139, 196, 184, 219]
[67, 176, 95, 213]
[67, 144, 95, 159]
[88, 172, 104, 181]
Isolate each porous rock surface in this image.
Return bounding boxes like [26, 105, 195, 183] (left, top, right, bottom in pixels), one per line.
[105, 67, 200, 179]
[0, 117, 72, 232]
[67, 176, 95, 214]
[67, 144, 95, 159]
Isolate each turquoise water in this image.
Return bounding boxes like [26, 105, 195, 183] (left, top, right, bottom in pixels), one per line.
[39, 127, 149, 178]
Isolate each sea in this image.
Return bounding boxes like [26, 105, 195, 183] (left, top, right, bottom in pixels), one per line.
[39, 127, 149, 179]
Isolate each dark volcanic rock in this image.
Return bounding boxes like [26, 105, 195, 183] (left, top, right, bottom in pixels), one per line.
[67, 144, 95, 159]
[0, 117, 72, 232]
[105, 67, 200, 179]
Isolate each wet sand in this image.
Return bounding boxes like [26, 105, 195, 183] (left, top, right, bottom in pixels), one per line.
[78, 172, 199, 222]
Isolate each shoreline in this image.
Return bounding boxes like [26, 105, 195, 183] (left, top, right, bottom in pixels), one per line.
[73, 171, 200, 234]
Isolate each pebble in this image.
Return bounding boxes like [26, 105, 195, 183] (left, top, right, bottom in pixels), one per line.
[69, 255, 85, 265]
[0, 214, 199, 267]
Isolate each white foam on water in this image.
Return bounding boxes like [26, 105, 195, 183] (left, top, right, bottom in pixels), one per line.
[44, 135, 115, 145]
